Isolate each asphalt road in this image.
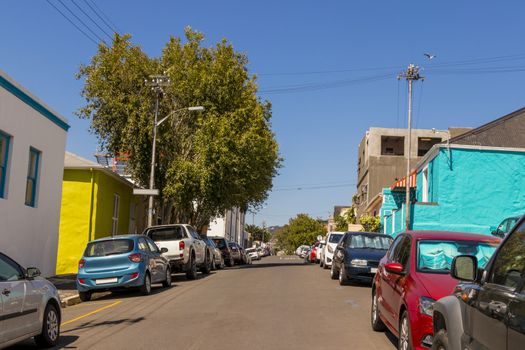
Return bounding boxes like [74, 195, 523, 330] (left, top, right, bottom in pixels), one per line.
[10, 256, 396, 350]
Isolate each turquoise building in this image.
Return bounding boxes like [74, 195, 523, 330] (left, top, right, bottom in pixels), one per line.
[382, 107, 525, 236]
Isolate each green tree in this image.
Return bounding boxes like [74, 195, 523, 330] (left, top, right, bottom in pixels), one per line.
[275, 214, 327, 253]
[334, 207, 357, 231]
[77, 28, 281, 229]
[360, 215, 381, 232]
[245, 224, 271, 242]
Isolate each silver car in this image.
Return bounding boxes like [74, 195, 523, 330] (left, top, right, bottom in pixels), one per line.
[0, 252, 61, 349]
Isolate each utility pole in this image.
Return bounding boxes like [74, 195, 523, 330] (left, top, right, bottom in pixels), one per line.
[398, 64, 423, 231]
[146, 75, 170, 227]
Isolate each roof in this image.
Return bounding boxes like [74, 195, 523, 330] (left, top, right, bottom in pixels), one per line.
[403, 230, 501, 243]
[0, 69, 69, 131]
[447, 106, 525, 148]
[89, 234, 143, 243]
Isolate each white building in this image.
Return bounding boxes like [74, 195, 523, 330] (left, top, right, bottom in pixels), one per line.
[0, 69, 69, 276]
[207, 207, 248, 247]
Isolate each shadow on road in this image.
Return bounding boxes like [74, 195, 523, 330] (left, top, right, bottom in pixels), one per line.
[63, 317, 145, 333]
[228, 262, 307, 269]
[6, 335, 79, 349]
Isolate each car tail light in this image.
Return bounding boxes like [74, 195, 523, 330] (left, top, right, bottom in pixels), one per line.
[130, 272, 139, 280]
[78, 278, 86, 285]
[179, 241, 185, 251]
[128, 253, 142, 263]
[78, 259, 86, 269]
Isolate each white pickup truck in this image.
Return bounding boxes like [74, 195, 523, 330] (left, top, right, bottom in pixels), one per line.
[143, 224, 212, 280]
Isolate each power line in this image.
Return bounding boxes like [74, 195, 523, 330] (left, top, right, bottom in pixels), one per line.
[71, 0, 113, 41]
[273, 183, 356, 192]
[258, 65, 403, 77]
[56, 0, 107, 44]
[46, 0, 99, 45]
[82, 0, 120, 34]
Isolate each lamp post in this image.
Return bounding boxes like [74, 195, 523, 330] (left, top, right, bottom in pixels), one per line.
[147, 105, 205, 227]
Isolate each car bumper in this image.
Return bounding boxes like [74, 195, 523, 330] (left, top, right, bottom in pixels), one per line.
[343, 265, 378, 282]
[77, 267, 144, 292]
[408, 309, 434, 349]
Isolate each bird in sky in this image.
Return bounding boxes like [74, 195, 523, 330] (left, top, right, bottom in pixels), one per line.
[424, 53, 436, 60]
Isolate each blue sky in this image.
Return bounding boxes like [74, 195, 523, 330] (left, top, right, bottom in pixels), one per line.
[2, 1, 525, 226]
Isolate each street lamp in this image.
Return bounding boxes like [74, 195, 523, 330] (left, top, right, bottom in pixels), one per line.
[147, 105, 205, 227]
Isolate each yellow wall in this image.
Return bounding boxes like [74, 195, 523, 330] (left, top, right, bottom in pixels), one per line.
[56, 168, 137, 275]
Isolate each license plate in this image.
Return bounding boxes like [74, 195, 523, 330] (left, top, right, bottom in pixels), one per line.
[96, 277, 118, 285]
[370, 268, 378, 274]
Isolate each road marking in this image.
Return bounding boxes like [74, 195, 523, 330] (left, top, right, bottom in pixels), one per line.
[62, 300, 122, 326]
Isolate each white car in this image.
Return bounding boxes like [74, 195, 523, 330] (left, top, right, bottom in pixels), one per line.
[317, 240, 326, 266]
[295, 245, 309, 256]
[321, 232, 345, 269]
[245, 248, 259, 261]
[0, 252, 61, 348]
[144, 224, 212, 280]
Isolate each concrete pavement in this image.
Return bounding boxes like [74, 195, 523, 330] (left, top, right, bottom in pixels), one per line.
[9, 256, 396, 350]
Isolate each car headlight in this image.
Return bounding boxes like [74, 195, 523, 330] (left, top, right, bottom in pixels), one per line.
[327, 245, 334, 253]
[350, 259, 368, 266]
[419, 297, 436, 317]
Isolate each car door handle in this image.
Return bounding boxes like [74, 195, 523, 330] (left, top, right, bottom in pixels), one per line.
[488, 301, 508, 315]
[2, 288, 10, 296]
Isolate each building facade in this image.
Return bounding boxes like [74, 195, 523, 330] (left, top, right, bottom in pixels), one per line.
[0, 69, 69, 276]
[56, 152, 144, 274]
[207, 207, 247, 247]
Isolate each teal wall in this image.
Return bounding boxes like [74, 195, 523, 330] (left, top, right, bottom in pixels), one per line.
[382, 147, 525, 236]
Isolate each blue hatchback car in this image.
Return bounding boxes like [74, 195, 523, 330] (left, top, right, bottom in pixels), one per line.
[76, 235, 172, 301]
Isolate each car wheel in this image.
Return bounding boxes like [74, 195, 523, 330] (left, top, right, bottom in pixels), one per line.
[339, 265, 349, 285]
[201, 254, 212, 274]
[162, 268, 172, 288]
[228, 257, 235, 267]
[140, 272, 152, 295]
[186, 254, 198, 280]
[34, 303, 60, 348]
[330, 263, 339, 280]
[398, 311, 413, 350]
[211, 257, 217, 270]
[371, 291, 386, 331]
[319, 260, 324, 268]
[323, 261, 329, 270]
[79, 291, 91, 302]
[219, 257, 225, 269]
[432, 329, 450, 350]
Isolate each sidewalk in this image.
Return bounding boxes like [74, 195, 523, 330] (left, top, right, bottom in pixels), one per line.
[48, 274, 81, 307]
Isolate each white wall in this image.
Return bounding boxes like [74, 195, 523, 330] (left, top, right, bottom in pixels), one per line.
[207, 208, 246, 246]
[0, 73, 68, 276]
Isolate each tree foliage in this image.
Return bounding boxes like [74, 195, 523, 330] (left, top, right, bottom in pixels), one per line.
[334, 207, 357, 231]
[77, 28, 281, 228]
[245, 224, 271, 243]
[360, 215, 381, 232]
[275, 214, 327, 253]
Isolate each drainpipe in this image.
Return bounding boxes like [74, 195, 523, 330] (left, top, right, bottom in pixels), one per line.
[88, 168, 95, 241]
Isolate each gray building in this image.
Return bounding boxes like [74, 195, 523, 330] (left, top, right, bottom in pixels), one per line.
[355, 127, 452, 218]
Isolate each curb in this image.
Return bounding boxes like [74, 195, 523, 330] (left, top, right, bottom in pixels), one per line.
[60, 294, 81, 308]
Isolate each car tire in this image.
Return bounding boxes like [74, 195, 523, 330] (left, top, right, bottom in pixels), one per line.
[140, 272, 152, 295]
[398, 311, 413, 350]
[201, 254, 211, 274]
[218, 257, 225, 269]
[211, 257, 217, 270]
[34, 303, 60, 348]
[330, 263, 339, 280]
[319, 260, 324, 268]
[432, 329, 450, 350]
[339, 265, 349, 285]
[162, 268, 172, 288]
[186, 254, 198, 280]
[227, 257, 235, 267]
[79, 291, 92, 302]
[371, 291, 386, 331]
[323, 261, 329, 270]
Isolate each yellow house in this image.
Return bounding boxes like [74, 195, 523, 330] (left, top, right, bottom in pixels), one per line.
[56, 152, 145, 275]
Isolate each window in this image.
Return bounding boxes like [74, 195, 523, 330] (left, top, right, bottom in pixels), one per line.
[422, 166, 429, 202]
[0, 253, 23, 282]
[25, 147, 40, 207]
[112, 194, 120, 235]
[84, 239, 134, 257]
[146, 238, 160, 253]
[187, 226, 201, 240]
[490, 221, 525, 289]
[417, 137, 442, 157]
[387, 235, 403, 260]
[381, 136, 404, 156]
[392, 236, 411, 267]
[137, 238, 149, 252]
[0, 131, 10, 199]
[147, 226, 185, 241]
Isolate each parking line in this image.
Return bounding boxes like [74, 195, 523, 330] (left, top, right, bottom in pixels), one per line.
[62, 300, 122, 326]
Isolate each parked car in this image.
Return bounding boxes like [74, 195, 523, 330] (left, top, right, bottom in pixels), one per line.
[303, 247, 312, 263]
[257, 247, 264, 259]
[0, 252, 61, 348]
[318, 240, 326, 267]
[308, 242, 320, 263]
[490, 215, 520, 238]
[229, 242, 246, 264]
[321, 231, 345, 268]
[202, 237, 225, 270]
[370, 231, 500, 350]
[299, 246, 310, 258]
[77, 235, 172, 301]
[210, 237, 235, 267]
[331, 232, 393, 285]
[433, 218, 525, 350]
[245, 248, 260, 261]
[296, 245, 309, 256]
[144, 224, 212, 280]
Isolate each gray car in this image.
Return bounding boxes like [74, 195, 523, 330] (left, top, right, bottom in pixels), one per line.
[0, 252, 61, 348]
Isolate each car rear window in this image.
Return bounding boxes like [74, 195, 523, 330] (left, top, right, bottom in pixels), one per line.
[328, 233, 343, 243]
[245, 248, 256, 253]
[213, 239, 226, 249]
[147, 227, 185, 241]
[85, 239, 134, 257]
[417, 240, 499, 273]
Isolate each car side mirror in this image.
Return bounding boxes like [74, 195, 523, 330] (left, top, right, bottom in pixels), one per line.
[385, 262, 405, 275]
[26, 267, 41, 279]
[160, 247, 168, 254]
[451, 255, 478, 282]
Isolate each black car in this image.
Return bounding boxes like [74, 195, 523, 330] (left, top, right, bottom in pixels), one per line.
[432, 216, 525, 350]
[228, 242, 247, 264]
[330, 232, 393, 285]
[210, 237, 235, 267]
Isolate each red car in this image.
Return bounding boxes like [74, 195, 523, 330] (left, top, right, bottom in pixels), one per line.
[370, 231, 500, 350]
[308, 242, 319, 263]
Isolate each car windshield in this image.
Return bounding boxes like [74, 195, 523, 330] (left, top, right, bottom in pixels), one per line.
[85, 239, 134, 257]
[347, 234, 392, 249]
[212, 239, 226, 249]
[328, 234, 343, 243]
[417, 240, 499, 273]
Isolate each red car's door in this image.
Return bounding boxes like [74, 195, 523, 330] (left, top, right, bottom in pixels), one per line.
[388, 236, 412, 333]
